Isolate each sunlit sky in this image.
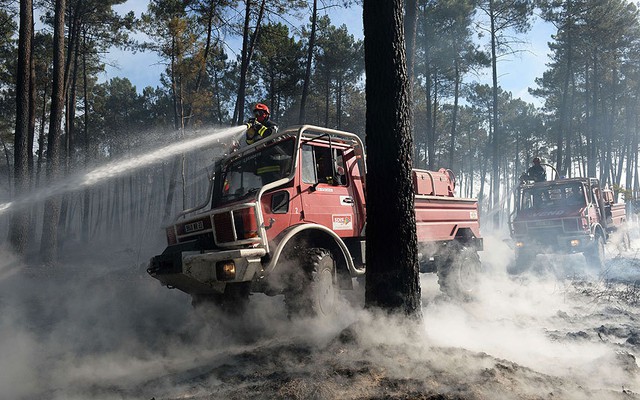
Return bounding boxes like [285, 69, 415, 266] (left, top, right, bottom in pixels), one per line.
[104, 0, 554, 107]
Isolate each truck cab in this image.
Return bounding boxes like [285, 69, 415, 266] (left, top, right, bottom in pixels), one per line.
[149, 126, 367, 314]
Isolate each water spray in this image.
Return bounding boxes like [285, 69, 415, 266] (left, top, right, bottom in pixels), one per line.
[0, 125, 245, 217]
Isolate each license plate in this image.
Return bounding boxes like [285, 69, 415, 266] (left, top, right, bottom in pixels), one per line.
[184, 220, 204, 233]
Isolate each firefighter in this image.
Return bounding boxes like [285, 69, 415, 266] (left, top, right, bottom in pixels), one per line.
[245, 103, 278, 145]
[526, 157, 546, 182]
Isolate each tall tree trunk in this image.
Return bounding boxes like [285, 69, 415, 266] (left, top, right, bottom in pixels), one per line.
[82, 34, 90, 243]
[429, 73, 438, 170]
[489, 0, 500, 219]
[164, 32, 185, 222]
[1, 138, 11, 187]
[299, 0, 317, 124]
[556, 2, 574, 177]
[184, 0, 217, 121]
[41, 0, 66, 263]
[9, 0, 33, 255]
[337, 77, 343, 129]
[28, 16, 36, 181]
[363, 0, 421, 318]
[449, 57, 460, 169]
[324, 70, 330, 127]
[405, 0, 418, 134]
[423, 5, 432, 170]
[36, 76, 48, 184]
[233, 0, 266, 125]
[59, 42, 80, 237]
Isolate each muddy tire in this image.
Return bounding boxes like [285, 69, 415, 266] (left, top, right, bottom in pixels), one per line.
[191, 282, 250, 315]
[437, 243, 482, 299]
[284, 248, 336, 318]
[584, 235, 605, 271]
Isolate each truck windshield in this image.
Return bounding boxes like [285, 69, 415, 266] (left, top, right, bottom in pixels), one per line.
[216, 139, 295, 205]
[520, 183, 586, 211]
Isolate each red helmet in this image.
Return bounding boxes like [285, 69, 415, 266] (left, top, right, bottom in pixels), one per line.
[254, 103, 270, 115]
[253, 103, 270, 123]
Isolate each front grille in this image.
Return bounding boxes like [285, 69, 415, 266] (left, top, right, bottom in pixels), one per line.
[528, 219, 561, 228]
[562, 218, 579, 232]
[526, 229, 559, 246]
[214, 212, 235, 243]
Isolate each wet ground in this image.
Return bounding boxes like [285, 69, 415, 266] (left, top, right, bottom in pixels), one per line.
[3, 236, 640, 399]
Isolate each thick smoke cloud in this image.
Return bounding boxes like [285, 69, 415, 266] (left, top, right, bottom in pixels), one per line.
[2, 230, 639, 399]
[2, 127, 640, 398]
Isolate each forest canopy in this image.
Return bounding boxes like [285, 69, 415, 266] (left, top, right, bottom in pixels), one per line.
[1, 0, 640, 259]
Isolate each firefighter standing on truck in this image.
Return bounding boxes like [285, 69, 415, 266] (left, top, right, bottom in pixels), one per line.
[245, 103, 278, 145]
[244, 103, 280, 184]
[527, 157, 546, 182]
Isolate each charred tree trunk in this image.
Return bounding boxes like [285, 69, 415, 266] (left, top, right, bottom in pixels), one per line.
[28, 15, 36, 181]
[9, 0, 33, 255]
[82, 36, 90, 244]
[233, 0, 265, 125]
[324, 70, 330, 128]
[448, 57, 460, 169]
[405, 0, 417, 133]
[41, 0, 66, 263]
[363, 0, 421, 318]
[299, 0, 317, 124]
[489, 0, 500, 218]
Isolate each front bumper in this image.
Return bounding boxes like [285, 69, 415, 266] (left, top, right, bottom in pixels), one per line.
[148, 247, 266, 295]
[513, 232, 594, 254]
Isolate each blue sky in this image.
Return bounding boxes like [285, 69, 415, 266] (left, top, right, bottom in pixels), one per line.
[103, 0, 554, 107]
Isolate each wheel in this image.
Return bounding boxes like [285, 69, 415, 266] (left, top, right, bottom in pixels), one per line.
[584, 235, 605, 271]
[508, 249, 535, 275]
[191, 282, 250, 315]
[437, 242, 483, 299]
[284, 248, 336, 318]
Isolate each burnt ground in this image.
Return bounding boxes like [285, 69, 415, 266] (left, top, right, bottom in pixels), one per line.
[3, 235, 640, 399]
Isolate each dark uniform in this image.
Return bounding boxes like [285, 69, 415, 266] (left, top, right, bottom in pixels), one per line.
[246, 119, 278, 145]
[526, 158, 546, 182]
[245, 103, 278, 145]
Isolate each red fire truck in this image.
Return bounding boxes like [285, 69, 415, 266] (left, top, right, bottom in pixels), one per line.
[148, 125, 483, 316]
[510, 177, 627, 273]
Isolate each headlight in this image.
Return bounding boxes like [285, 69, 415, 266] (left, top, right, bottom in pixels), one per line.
[216, 260, 236, 280]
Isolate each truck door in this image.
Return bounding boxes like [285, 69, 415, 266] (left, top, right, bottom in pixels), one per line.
[299, 144, 360, 237]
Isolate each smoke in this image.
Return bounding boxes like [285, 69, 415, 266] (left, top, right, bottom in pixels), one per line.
[3, 229, 639, 399]
[420, 233, 640, 395]
[2, 133, 640, 398]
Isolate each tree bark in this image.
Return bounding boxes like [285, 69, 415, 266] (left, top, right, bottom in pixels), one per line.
[9, 0, 33, 255]
[41, 0, 66, 263]
[363, 0, 421, 318]
[449, 57, 460, 169]
[299, 0, 317, 124]
[82, 33, 90, 243]
[233, 0, 266, 125]
[489, 0, 500, 218]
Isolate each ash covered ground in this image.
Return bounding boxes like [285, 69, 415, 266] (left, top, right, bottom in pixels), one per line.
[3, 232, 640, 400]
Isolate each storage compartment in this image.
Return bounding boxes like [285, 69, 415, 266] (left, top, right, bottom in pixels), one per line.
[413, 169, 454, 197]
